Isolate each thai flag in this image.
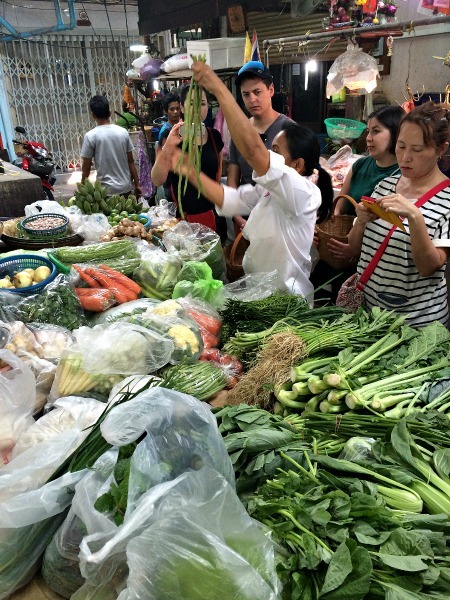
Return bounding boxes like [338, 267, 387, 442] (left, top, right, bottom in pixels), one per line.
[251, 30, 260, 61]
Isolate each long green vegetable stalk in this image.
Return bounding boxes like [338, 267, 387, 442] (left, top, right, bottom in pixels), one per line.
[176, 54, 206, 217]
[160, 361, 227, 401]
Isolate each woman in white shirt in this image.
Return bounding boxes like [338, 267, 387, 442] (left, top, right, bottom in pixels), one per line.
[165, 62, 333, 301]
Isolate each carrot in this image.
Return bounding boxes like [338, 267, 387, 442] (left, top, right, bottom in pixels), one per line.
[200, 330, 220, 349]
[84, 268, 136, 304]
[78, 294, 115, 312]
[186, 309, 222, 336]
[98, 263, 142, 295]
[72, 264, 101, 288]
[75, 287, 114, 298]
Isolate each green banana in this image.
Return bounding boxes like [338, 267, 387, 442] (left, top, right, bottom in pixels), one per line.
[92, 202, 99, 213]
[83, 200, 91, 214]
[85, 180, 95, 195]
[85, 193, 94, 204]
[93, 190, 101, 202]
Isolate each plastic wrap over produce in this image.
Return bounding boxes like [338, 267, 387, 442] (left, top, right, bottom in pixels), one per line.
[0, 350, 35, 465]
[74, 322, 174, 374]
[116, 468, 281, 600]
[326, 44, 379, 97]
[162, 221, 226, 281]
[69, 389, 236, 598]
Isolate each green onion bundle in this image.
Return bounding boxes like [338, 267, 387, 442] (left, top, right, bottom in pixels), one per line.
[176, 54, 206, 217]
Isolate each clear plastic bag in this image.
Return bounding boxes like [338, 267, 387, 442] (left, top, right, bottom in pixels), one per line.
[42, 449, 118, 599]
[176, 296, 222, 349]
[223, 271, 279, 302]
[172, 276, 224, 307]
[26, 323, 75, 362]
[70, 388, 235, 599]
[12, 396, 106, 459]
[0, 350, 35, 466]
[116, 468, 281, 600]
[326, 43, 379, 97]
[162, 221, 226, 281]
[199, 348, 243, 388]
[147, 199, 177, 227]
[90, 297, 160, 325]
[74, 322, 174, 375]
[338, 437, 375, 462]
[75, 213, 111, 243]
[0, 470, 85, 599]
[133, 247, 183, 301]
[124, 299, 203, 364]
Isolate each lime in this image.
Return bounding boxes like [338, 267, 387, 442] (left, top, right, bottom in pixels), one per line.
[113, 216, 122, 223]
[110, 210, 118, 216]
[130, 214, 139, 221]
[139, 218, 148, 225]
[120, 211, 128, 217]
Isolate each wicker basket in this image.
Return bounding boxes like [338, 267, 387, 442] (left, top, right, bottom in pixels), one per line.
[316, 194, 358, 270]
[223, 231, 250, 283]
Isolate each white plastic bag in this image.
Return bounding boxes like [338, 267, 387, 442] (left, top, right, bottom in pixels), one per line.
[131, 53, 150, 70]
[24, 199, 67, 217]
[0, 350, 35, 465]
[160, 53, 189, 73]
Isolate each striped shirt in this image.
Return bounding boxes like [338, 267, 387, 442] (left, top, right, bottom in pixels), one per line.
[357, 175, 450, 327]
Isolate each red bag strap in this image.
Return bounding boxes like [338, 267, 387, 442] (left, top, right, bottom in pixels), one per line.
[357, 178, 450, 290]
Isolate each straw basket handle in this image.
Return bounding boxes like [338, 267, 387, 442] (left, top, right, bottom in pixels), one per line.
[230, 231, 244, 268]
[331, 194, 358, 219]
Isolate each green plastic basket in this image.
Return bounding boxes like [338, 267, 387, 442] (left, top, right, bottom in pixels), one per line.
[324, 118, 366, 141]
[47, 251, 71, 274]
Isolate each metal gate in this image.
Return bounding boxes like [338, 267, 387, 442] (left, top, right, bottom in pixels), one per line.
[0, 34, 130, 171]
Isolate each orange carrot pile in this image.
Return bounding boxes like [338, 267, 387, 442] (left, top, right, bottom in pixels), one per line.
[73, 264, 141, 311]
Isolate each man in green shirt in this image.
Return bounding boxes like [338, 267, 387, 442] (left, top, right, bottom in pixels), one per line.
[116, 102, 137, 130]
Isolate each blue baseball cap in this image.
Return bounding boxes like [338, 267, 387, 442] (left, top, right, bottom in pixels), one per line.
[235, 61, 273, 86]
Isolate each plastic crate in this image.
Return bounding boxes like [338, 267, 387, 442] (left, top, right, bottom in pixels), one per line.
[20, 213, 69, 240]
[0, 254, 57, 294]
[324, 118, 366, 141]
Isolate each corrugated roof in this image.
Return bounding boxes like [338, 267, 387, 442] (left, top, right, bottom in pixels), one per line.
[248, 11, 349, 64]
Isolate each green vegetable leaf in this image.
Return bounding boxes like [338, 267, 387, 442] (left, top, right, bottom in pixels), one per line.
[433, 448, 450, 483]
[320, 539, 372, 599]
[320, 540, 353, 595]
[377, 553, 429, 572]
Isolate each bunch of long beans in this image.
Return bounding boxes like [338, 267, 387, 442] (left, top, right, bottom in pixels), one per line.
[176, 54, 206, 217]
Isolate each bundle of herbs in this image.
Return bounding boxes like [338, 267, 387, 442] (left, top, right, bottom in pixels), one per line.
[275, 320, 450, 418]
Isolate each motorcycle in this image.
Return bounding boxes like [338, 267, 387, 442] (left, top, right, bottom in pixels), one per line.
[12, 126, 57, 199]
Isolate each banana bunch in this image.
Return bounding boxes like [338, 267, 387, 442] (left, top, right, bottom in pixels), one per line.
[69, 180, 144, 216]
[70, 180, 108, 215]
[105, 194, 143, 216]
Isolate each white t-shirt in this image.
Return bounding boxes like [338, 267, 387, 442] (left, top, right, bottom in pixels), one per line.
[218, 151, 321, 300]
[358, 175, 450, 327]
[81, 124, 133, 195]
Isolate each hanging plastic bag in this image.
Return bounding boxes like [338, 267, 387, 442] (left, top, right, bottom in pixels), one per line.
[131, 53, 150, 70]
[0, 350, 35, 466]
[160, 53, 189, 73]
[74, 322, 174, 375]
[326, 43, 379, 97]
[163, 221, 226, 281]
[114, 469, 281, 600]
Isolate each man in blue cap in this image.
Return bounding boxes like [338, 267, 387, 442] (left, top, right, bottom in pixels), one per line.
[227, 60, 294, 232]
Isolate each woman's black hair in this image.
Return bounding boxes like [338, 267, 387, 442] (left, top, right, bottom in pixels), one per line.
[367, 105, 405, 154]
[281, 122, 333, 223]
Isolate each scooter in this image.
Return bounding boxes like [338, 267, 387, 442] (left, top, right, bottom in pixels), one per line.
[12, 126, 56, 199]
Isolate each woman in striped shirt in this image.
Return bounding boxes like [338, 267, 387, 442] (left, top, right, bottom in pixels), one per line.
[347, 102, 450, 327]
